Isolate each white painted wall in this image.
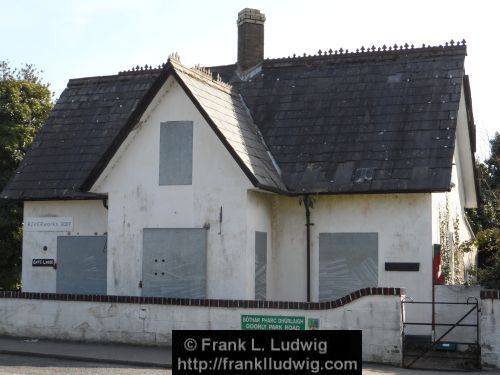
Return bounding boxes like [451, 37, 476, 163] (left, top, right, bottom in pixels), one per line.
[0, 294, 402, 365]
[434, 285, 481, 345]
[481, 298, 500, 369]
[271, 194, 432, 304]
[91, 77, 254, 298]
[22, 200, 108, 293]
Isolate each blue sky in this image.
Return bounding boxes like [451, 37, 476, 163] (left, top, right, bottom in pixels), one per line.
[2, 0, 498, 159]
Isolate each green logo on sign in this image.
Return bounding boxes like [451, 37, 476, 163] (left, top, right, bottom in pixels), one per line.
[241, 315, 305, 330]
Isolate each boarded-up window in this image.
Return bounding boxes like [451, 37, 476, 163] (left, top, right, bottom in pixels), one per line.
[159, 121, 193, 185]
[56, 236, 107, 295]
[319, 233, 378, 301]
[142, 228, 206, 298]
[255, 231, 267, 300]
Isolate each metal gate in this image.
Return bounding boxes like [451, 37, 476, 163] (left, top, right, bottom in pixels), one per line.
[402, 297, 481, 370]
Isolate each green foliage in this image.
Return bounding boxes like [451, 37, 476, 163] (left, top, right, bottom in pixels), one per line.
[475, 228, 500, 289]
[467, 133, 500, 233]
[439, 199, 465, 284]
[0, 61, 52, 290]
[439, 195, 452, 283]
[466, 133, 500, 289]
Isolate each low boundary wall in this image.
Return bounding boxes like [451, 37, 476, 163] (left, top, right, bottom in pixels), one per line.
[481, 290, 500, 369]
[0, 287, 403, 365]
[424, 287, 500, 369]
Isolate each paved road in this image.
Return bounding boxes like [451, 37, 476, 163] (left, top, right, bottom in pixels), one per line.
[0, 354, 168, 375]
[0, 354, 492, 374]
[362, 363, 487, 374]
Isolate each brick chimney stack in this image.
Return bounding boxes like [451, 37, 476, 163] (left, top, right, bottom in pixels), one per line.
[237, 8, 265, 72]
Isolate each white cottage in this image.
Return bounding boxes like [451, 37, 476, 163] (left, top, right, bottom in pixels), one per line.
[2, 9, 478, 310]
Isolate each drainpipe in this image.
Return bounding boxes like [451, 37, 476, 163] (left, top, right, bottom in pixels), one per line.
[303, 195, 313, 302]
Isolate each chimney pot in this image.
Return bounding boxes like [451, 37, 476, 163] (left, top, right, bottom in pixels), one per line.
[237, 8, 265, 72]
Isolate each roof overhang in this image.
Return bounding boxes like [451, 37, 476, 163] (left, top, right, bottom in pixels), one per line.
[455, 77, 479, 208]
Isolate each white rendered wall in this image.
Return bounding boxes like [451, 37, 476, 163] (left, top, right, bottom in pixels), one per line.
[481, 298, 500, 369]
[271, 194, 432, 304]
[91, 78, 253, 298]
[22, 200, 108, 293]
[0, 294, 402, 365]
[433, 285, 481, 345]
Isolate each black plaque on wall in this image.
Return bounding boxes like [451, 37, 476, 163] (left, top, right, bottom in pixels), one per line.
[385, 262, 420, 271]
[32, 258, 55, 267]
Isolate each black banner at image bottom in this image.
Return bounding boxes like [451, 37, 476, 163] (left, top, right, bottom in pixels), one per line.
[173, 330, 361, 374]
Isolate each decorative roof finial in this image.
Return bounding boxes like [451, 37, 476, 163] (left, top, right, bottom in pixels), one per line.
[168, 52, 181, 62]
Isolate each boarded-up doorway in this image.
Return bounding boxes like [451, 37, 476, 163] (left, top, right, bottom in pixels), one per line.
[56, 236, 107, 294]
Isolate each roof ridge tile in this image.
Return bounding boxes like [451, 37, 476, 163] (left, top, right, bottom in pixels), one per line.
[265, 40, 467, 66]
[170, 58, 234, 94]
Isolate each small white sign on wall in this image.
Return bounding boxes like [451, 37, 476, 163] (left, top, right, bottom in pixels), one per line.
[24, 217, 73, 232]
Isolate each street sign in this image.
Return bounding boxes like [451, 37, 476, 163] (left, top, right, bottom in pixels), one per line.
[241, 315, 305, 330]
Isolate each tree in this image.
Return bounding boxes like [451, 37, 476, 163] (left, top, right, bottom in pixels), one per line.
[475, 228, 500, 289]
[466, 132, 500, 288]
[0, 61, 52, 290]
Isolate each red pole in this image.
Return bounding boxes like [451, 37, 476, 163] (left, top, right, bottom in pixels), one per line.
[432, 277, 435, 341]
[431, 244, 443, 342]
[432, 245, 437, 341]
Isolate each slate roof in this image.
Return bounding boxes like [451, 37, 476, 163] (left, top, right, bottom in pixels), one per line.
[213, 44, 468, 194]
[2, 43, 472, 199]
[2, 70, 162, 199]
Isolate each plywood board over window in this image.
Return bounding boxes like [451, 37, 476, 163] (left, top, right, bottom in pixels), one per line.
[159, 121, 193, 185]
[319, 232, 378, 301]
[142, 228, 206, 298]
[255, 231, 267, 300]
[56, 236, 107, 295]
